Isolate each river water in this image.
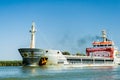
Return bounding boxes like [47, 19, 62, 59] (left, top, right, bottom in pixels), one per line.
[0, 66, 120, 80]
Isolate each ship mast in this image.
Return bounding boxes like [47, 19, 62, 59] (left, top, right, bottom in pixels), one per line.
[30, 22, 36, 48]
[102, 30, 107, 42]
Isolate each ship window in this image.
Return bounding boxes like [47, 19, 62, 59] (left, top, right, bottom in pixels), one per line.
[57, 51, 59, 54]
[97, 45, 102, 47]
[46, 50, 48, 53]
[100, 45, 104, 47]
[105, 45, 107, 47]
[95, 59, 104, 63]
[108, 45, 112, 46]
[93, 45, 97, 47]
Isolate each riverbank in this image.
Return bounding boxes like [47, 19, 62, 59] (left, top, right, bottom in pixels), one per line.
[0, 61, 22, 66]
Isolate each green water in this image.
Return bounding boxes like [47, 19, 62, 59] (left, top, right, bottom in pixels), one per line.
[0, 66, 120, 80]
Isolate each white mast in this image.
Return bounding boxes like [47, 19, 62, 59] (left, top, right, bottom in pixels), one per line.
[102, 30, 107, 42]
[30, 22, 36, 48]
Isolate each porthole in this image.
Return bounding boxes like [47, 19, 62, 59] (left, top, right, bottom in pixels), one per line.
[22, 53, 28, 57]
[57, 51, 59, 54]
[46, 50, 48, 53]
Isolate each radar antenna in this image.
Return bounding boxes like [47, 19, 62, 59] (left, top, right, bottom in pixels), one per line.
[102, 30, 107, 42]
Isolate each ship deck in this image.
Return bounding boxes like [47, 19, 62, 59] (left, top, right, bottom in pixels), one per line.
[65, 55, 113, 60]
[64, 55, 114, 64]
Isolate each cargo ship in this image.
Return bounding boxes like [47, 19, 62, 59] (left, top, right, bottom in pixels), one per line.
[18, 22, 120, 67]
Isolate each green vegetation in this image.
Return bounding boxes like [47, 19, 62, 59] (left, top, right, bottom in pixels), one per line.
[62, 51, 86, 56]
[76, 52, 86, 56]
[0, 61, 22, 66]
[62, 51, 70, 55]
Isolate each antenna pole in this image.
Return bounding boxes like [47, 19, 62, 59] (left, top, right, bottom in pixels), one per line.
[102, 30, 107, 42]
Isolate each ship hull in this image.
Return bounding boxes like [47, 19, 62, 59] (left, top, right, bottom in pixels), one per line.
[64, 63, 116, 68]
[18, 48, 47, 66]
[18, 48, 120, 67]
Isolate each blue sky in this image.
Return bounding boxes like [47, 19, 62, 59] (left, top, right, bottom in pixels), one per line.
[0, 0, 120, 60]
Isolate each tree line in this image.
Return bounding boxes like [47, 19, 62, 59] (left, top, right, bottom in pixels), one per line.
[62, 51, 86, 56]
[0, 61, 22, 66]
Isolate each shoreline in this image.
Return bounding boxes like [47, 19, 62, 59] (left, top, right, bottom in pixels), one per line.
[0, 61, 22, 66]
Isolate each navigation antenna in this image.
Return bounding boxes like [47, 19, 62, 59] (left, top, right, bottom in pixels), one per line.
[102, 30, 107, 42]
